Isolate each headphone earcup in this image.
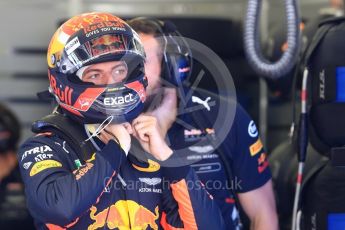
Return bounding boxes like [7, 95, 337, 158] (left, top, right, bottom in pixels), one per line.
[131, 18, 192, 87]
[160, 54, 191, 87]
[176, 54, 191, 83]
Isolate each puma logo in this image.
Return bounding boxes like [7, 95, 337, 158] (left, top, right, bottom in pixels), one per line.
[192, 96, 211, 111]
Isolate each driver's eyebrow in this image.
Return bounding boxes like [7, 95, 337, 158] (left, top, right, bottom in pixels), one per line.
[83, 68, 102, 76]
[83, 63, 127, 76]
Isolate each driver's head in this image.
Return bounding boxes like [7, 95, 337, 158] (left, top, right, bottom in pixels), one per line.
[127, 18, 192, 97]
[127, 19, 164, 96]
[46, 12, 147, 124]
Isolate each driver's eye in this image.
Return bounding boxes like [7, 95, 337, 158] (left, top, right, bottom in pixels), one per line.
[85, 73, 100, 80]
[113, 67, 127, 75]
[112, 64, 128, 78]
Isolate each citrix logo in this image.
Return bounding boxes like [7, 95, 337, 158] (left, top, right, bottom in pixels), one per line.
[21, 145, 53, 161]
[104, 93, 134, 106]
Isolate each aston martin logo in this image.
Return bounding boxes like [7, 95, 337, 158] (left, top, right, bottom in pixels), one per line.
[139, 178, 162, 186]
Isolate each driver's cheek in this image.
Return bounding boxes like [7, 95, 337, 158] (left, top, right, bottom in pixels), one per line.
[118, 73, 127, 82]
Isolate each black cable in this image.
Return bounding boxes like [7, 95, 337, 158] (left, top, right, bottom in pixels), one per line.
[290, 59, 301, 138]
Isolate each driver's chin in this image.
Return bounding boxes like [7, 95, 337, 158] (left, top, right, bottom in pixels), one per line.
[143, 87, 165, 112]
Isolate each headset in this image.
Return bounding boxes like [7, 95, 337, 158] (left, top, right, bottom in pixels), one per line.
[127, 17, 192, 87]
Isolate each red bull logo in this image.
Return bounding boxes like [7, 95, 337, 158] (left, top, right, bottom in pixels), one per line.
[257, 153, 269, 173]
[61, 13, 125, 36]
[133, 205, 159, 230]
[88, 200, 159, 230]
[84, 21, 125, 34]
[257, 153, 267, 165]
[48, 72, 73, 106]
[47, 13, 127, 68]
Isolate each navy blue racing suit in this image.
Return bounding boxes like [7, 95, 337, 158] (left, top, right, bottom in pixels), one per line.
[18, 121, 225, 229]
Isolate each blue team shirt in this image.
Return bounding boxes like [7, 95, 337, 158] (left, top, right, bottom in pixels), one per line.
[167, 90, 272, 229]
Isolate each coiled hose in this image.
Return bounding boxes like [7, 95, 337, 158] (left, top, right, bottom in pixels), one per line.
[244, 0, 301, 78]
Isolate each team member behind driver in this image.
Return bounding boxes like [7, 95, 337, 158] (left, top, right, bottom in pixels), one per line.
[18, 12, 225, 229]
[0, 103, 35, 229]
[128, 17, 278, 230]
[0, 104, 20, 187]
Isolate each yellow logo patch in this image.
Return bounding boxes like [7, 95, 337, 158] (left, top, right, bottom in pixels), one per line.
[30, 160, 62, 176]
[249, 139, 263, 156]
[132, 159, 160, 172]
[86, 153, 96, 162]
